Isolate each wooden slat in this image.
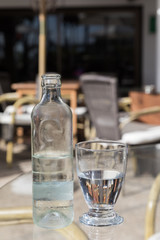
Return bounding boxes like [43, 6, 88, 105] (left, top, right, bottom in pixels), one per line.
[130, 91, 160, 125]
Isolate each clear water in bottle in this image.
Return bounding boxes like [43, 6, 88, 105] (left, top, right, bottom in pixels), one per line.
[32, 153, 73, 229]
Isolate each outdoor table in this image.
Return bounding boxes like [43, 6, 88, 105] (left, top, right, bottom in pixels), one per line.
[1, 155, 158, 240]
[0, 171, 131, 240]
[1, 144, 160, 239]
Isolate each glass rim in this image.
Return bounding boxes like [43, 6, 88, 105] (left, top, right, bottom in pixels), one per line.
[75, 139, 127, 152]
[41, 72, 61, 87]
[41, 72, 61, 79]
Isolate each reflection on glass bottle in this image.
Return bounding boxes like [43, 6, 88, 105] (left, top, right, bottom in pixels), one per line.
[31, 73, 73, 229]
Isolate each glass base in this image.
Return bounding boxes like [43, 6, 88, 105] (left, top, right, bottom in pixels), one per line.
[79, 210, 123, 227]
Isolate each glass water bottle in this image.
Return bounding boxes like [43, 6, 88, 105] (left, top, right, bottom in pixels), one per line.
[31, 73, 73, 229]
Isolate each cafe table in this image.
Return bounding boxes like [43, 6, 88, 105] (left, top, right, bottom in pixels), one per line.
[11, 81, 80, 141]
[0, 171, 132, 240]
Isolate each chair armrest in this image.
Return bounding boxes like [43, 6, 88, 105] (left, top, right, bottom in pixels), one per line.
[10, 96, 39, 125]
[0, 207, 32, 221]
[145, 174, 160, 240]
[0, 92, 19, 104]
[120, 106, 160, 129]
[13, 95, 39, 109]
[119, 97, 131, 112]
[0, 207, 88, 239]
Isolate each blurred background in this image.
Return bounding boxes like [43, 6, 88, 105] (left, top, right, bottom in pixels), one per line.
[0, 1, 160, 240]
[0, 0, 158, 96]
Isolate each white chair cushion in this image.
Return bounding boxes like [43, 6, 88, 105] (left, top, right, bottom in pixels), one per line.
[0, 104, 34, 125]
[122, 126, 160, 145]
[4, 105, 15, 114]
[148, 233, 160, 240]
[70, 106, 87, 116]
[75, 107, 87, 116]
[21, 104, 35, 114]
[4, 104, 34, 114]
[0, 112, 31, 125]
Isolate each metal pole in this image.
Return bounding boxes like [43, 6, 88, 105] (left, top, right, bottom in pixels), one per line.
[38, 0, 46, 97]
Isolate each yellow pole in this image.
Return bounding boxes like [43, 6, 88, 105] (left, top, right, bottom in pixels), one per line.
[38, 0, 46, 97]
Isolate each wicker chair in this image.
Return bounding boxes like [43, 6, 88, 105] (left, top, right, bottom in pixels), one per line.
[145, 173, 160, 240]
[80, 73, 160, 174]
[0, 95, 38, 166]
[80, 73, 120, 140]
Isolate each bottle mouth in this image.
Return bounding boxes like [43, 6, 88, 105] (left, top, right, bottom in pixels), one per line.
[41, 73, 61, 87]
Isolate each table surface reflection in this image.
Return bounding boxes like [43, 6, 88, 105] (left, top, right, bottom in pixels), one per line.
[0, 170, 140, 240]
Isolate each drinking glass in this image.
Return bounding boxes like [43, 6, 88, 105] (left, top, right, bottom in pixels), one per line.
[75, 140, 128, 227]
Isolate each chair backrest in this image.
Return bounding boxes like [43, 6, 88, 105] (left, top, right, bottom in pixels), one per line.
[80, 73, 120, 140]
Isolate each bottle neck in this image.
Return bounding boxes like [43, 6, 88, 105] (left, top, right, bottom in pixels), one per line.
[40, 73, 62, 102]
[41, 86, 61, 102]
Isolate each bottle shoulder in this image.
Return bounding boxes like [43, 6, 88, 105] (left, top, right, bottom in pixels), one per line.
[31, 100, 72, 118]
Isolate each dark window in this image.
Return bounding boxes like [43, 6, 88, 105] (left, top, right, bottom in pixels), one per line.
[0, 7, 142, 94]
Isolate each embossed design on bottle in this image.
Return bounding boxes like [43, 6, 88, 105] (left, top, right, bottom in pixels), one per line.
[39, 119, 63, 144]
